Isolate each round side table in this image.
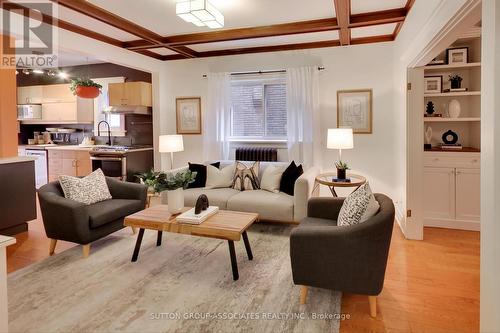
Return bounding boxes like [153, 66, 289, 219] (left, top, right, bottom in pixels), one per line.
[314, 172, 367, 197]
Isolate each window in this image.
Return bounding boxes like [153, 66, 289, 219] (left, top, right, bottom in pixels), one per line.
[230, 75, 287, 141]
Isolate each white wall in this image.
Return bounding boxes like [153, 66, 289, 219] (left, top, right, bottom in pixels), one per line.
[157, 43, 399, 198]
[480, 1, 500, 331]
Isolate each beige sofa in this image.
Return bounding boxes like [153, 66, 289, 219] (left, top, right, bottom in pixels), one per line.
[162, 161, 319, 223]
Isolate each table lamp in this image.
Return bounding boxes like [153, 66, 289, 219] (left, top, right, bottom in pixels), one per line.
[327, 128, 353, 180]
[159, 135, 184, 169]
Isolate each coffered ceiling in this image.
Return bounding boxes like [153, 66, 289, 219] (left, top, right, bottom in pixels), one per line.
[1, 0, 415, 61]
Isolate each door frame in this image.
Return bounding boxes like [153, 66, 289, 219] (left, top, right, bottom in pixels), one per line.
[403, 0, 482, 240]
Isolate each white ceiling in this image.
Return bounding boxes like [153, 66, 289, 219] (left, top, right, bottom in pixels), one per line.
[147, 48, 178, 56]
[351, 23, 398, 39]
[189, 31, 340, 52]
[88, 0, 336, 36]
[351, 0, 407, 15]
[56, 50, 105, 67]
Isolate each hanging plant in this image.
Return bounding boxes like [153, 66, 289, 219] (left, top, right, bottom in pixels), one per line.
[70, 78, 102, 99]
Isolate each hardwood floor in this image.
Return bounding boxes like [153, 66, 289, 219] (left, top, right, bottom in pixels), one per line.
[340, 226, 480, 333]
[6, 204, 479, 333]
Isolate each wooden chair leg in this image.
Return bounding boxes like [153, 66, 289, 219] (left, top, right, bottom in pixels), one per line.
[368, 296, 377, 318]
[300, 286, 308, 305]
[49, 239, 57, 256]
[131, 226, 137, 235]
[82, 244, 90, 258]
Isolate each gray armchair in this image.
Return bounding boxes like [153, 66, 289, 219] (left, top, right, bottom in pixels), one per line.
[290, 194, 395, 317]
[38, 177, 147, 258]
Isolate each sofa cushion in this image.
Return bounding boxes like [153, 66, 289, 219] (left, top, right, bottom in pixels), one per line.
[227, 190, 294, 221]
[279, 161, 303, 196]
[188, 162, 220, 189]
[231, 161, 260, 191]
[338, 183, 371, 226]
[299, 216, 338, 227]
[183, 188, 240, 209]
[59, 168, 112, 205]
[206, 164, 235, 189]
[88, 199, 144, 229]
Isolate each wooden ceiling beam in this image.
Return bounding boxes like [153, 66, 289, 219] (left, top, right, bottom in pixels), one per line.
[349, 8, 407, 28]
[124, 18, 339, 50]
[52, 0, 196, 58]
[1, 1, 124, 48]
[194, 40, 341, 58]
[350, 34, 394, 45]
[333, 0, 351, 45]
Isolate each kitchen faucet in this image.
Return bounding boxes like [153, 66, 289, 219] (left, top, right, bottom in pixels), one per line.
[97, 120, 112, 146]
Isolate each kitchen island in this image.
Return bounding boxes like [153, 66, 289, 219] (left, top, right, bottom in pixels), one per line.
[0, 157, 37, 235]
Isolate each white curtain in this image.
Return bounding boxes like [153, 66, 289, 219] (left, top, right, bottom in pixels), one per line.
[286, 67, 321, 168]
[203, 72, 231, 162]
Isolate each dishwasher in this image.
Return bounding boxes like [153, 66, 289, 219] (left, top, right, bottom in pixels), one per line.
[25, 149, 48, 188]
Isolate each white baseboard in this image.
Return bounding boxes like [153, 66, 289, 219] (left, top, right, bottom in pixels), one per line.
[424, 218, 480, 231]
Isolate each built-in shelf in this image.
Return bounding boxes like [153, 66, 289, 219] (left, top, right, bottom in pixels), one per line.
[424, 117, 481, 122]
[422, 62, 481, 71]
[424, 91, 481, 97]
[425, 147, 481, 153]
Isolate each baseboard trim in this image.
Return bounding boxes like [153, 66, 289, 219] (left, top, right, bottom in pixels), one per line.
[424, 218, 480, 231]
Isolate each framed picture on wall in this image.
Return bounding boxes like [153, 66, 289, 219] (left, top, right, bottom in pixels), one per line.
[446, 47, 468, 65]
[176, 97, 202, 134]
[337, 89, 373, 134]
[424, 76, 443, 94]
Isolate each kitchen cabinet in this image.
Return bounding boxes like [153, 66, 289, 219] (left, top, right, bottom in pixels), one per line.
[48, 149, 92, 182]
[41, 99, 93, 123]
[423, 152, 480, 230]
[17, 86, 43, 104]
[109, 82, 152, 107]
[18, 84, 94, 123]
[42, 84, 75, 103]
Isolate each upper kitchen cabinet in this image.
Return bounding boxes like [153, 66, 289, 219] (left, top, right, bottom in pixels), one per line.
[42, 84, 76, 103]
[108, 82, 152, 107]
[17, 86, 43, 104]
[18, 83, 94, 124]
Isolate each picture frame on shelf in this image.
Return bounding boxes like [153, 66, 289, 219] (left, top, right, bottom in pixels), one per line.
[176, 97, 202, 135]
[446, 47, 468, 65]
[424, 76, 443, 94]
[337, 89, 372, 134]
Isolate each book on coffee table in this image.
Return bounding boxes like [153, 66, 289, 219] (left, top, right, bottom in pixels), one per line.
[176, 206, 219, 224]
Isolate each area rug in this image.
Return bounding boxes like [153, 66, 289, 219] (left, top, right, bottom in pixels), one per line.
[8, 224, 342, 333]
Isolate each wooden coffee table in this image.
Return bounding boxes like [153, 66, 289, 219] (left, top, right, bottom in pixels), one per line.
[124, 205, 258, 281]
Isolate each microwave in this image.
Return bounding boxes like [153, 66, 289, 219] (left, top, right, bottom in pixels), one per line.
[17, 104, 42, 120]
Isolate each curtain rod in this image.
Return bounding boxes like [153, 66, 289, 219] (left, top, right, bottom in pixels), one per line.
[202, 66, 325, 78]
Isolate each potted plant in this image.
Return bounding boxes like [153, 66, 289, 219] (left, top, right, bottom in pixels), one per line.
[335, 161, 349, 180]
[136, 169, 161, 194]
[155, 170, 197, 214]
[70, 78, 102, 99]
[449, 74, 463, 89]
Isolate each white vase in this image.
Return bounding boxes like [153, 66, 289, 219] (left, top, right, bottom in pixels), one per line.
[166, 188, 184, 214]
[448, 99, 461, 118]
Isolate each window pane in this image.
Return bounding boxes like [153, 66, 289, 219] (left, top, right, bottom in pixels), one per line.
[265, 84, 286, 137]
[231, 84, 264, 137]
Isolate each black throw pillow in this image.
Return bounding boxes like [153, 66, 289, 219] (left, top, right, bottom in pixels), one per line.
[279, 161, 304, 196]
[188, 162, 221, 188]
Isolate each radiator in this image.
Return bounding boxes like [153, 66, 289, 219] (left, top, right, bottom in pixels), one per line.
[235, 147, 278, 162]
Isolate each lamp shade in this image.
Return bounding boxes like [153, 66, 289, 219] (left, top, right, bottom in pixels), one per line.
[159, 135, 184, 153]
[327, 128, 354, 149]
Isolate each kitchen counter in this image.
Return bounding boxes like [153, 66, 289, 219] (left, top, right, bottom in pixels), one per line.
[45, 145, 99, 151]
[0, 156, 36, 165]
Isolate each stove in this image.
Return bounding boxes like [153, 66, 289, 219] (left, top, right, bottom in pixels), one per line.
[89, 145, 153, 181]
[90, 145, 153, 154]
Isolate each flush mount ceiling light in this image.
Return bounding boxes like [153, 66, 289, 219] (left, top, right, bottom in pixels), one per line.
[32, 69, 44, 74]
[176, 0, 224, 29]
